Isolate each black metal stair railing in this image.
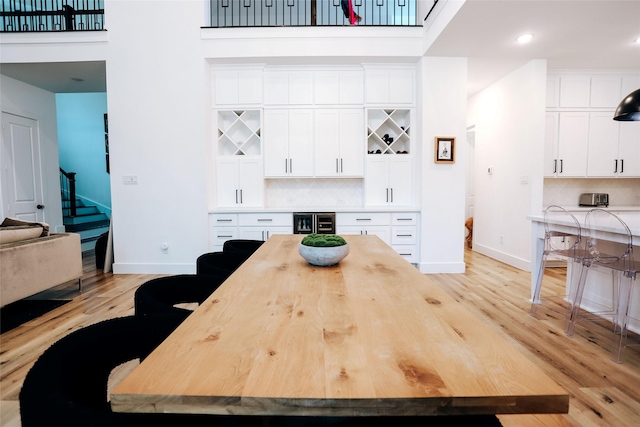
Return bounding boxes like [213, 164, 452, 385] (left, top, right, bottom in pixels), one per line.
[1, 0, 105, 32]
[207, 0, 418, 27]
[60, 167, 77, 217]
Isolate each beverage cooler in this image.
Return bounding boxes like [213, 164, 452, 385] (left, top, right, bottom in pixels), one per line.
[293, 213, 336, 234]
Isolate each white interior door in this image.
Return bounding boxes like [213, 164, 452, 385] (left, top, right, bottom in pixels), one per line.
[1, 112, 45, 222]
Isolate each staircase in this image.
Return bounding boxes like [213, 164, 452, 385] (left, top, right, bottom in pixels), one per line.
[62, 198, 110, 253]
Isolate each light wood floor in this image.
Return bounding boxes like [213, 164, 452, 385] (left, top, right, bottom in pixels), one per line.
[1, 249, 638, 426]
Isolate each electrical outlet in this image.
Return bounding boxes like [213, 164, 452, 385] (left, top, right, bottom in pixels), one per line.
[161, 242, 169, 254]
[123, 175, 138, 185]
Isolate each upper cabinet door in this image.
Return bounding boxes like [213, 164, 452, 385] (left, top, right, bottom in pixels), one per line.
[587, 112, 620, 177]
[364, 67, 415, 105]
[618, 121, 640, 177]
[263, 109, 290, 177]
[590, 76, 622, 108]
[264, 71, 313, 105]
[287, 109, 314, 176]
[559, 76, 591, 108]
[314, 70, 364, 105]
[214, 69, 263, 106]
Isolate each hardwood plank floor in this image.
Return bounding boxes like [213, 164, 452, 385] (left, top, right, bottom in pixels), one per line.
[1, 249, 638, 426]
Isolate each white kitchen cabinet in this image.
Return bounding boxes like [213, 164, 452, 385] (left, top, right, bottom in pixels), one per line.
[391, 212, 418, 263]
[209, 213, 238, 251]
[213, 68, 263, 106]
[589, 113, 640, 177]
[215, 110, 264, 207]
[365, 156, 412, 207]
[263, 109, 314, 177]
[264, 70, 313, 105]
[590, 76, 622, 108]
[314, 109, 364, 177]
[546, 112, 589, 177]
[314, 70, 364, 105]
[617, 121, 640, 177]
[364, 67, 415, 105]
[336, 212, 391, 244]
[216, 158, 263, 207]
[559, 76, 591, 108]
[237, 213, 292, 241]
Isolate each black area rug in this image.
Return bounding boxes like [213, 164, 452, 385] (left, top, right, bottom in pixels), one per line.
[0, 299, 70, 334]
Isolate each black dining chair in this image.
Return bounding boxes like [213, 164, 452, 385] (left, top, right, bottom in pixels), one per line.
[134, 274, 228, 323]
[19, 315, 259, 427]
[223, 239, 264, 256]
[196, 251, 250, 279]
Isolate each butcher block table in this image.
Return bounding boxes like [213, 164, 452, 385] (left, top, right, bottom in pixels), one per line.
[111, 234, 568, 417]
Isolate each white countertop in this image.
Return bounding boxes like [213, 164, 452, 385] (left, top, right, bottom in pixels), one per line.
[528, 211, 640, 239]
[210, 206, 421, 214]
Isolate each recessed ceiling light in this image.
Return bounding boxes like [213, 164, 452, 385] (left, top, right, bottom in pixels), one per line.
[516, 34, 534, 44]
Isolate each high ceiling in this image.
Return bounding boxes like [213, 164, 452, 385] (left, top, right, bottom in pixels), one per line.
[426, 0, 640, 96]
[1, 1, 639, 96]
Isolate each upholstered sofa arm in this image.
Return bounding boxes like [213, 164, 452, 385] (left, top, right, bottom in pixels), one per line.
[0, 233, 83, 307]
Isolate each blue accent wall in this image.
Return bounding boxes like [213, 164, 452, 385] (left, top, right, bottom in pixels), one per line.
[56, 92, 111, 214]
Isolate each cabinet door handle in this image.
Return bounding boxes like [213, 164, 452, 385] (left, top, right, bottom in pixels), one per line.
[553, 159, 557, 174]
[614, 159, 618, 173]
[262, 231, 265, 240]
[289, 159, 292, 173]
[240, 189, 243, 204]
[217, 219, 232, 223]
[391, 188, 394, 203]
[218, 234, 233, 238]
[356, 218, 372, 221]
[257, 218, 273, 222]
[397, 218, 412, 221]
[620, 159, 624, 173]
[560, 159, 563, 173]
[341, 158, 343, 173]
[285, 159, 288, 173]
[235, 189, 238, 204]
[386, 188, 389, 202]
[397, 234, 413, 237]
[336, 158, 339, 173]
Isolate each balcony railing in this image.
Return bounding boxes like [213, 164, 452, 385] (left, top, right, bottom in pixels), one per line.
[1, 0, 104, 32]
[207, 0, 418, 27]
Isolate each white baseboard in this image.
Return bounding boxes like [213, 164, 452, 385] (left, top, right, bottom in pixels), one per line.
[112, 263, 196, 275]
[419, 261, 466, 274]
[473, 243, 530, 272]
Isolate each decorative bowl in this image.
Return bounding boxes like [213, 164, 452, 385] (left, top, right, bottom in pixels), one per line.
[298, 243, 349, 266]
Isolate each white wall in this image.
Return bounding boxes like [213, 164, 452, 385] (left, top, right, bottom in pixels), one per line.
[467, 60, 547, 271]
[106, 0, 210, 273]
[56, 93, 111, 215]
[419, 56, 468, 273]
[0, 75, 64, 232]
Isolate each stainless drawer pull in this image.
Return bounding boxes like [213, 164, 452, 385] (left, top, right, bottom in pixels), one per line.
[356, 218, 372, 221]
[216, 219, 233, 222]
[399, 253, 412, 256]
[396, 218, 413, 221]
[397, 234, 413, 237]
[257, 218, 273, 222]
[217, 235, 233, 238]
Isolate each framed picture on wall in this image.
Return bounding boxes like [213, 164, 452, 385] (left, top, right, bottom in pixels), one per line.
[434, 136, 456, 164]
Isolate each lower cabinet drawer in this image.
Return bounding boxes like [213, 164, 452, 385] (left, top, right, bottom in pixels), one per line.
[211, 227, 237, 247]
[391, 226, 417, 245]
[238, 213, 292, 227]
[392, 245, 417, 263]
[337, 212, 391, 226]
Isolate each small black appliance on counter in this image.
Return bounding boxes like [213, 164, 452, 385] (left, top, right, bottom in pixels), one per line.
[578, 193, 609, 207]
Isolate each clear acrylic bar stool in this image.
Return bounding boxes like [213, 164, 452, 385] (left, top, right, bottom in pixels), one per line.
[566, 209, 639, 363]
[530, 205, 587, 318]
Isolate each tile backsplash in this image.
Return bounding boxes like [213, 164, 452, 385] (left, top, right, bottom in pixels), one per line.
[543, 178, 640, 207]
[265, 179, 364, 208]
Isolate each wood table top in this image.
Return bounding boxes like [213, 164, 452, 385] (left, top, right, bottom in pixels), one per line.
[111, 234, 568, 416]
